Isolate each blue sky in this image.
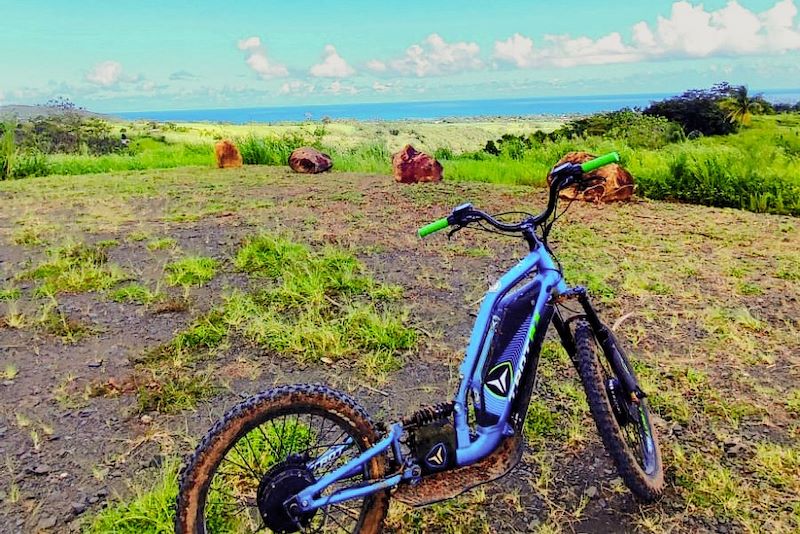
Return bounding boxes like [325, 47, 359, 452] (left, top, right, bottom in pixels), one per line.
[1, 0, 799, 112]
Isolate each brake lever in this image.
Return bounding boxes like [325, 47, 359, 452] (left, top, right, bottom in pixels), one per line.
[447, 225, 465, 240]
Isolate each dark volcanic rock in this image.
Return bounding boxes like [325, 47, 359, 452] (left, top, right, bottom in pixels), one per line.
[288, 147, 333, 174]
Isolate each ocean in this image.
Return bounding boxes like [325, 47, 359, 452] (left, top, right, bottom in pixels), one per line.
[116, 89, 800, 124]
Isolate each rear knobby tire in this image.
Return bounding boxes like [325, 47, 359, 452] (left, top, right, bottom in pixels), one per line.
[573, 320, 664, 502]
[175, 384, 390, 533]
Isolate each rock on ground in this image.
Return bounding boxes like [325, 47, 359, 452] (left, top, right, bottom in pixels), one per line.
[288, 147, 333, 174]
[392, 144, 443, 184]
[547, 151, 634, 203]
[214, 140, 243, 169]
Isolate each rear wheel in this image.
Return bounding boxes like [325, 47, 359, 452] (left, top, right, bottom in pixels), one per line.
[573, 320, 664, 502]
[175, 384, 389, 533]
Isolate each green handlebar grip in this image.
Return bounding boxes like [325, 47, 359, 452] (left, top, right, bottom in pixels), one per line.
[581, 152, 620, 173]
[418, 217, 449, 238]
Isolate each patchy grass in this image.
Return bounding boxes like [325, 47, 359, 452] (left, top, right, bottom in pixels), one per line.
[126, 230, 150, 242]
[12, 226, 50, 246]
[126, 234, 416, 412]
[0, 287, 21, 301]
[84, 459, 180, 533]
[234, 233, 309, 277]
[165, 256, 219, 287]
[136, 370, 216, 414]
[386, 488, 491, 534]
[109, 283, 159, 305]
[226, 235, 414, 364]
[2, 165, 797, 532]
[1, 363, 18, 380]
[788, 390, 800, 415]
[146, 237, 178, 251]
[20, 242, 128, 296]
[37, 300, 94, 343]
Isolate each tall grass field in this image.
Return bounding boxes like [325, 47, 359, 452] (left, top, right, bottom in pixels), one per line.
[3, 114, 799, 216]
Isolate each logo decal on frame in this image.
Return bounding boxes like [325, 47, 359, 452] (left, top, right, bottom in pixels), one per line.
[485, 361, 513, 398]
[426, 443, 447, 466]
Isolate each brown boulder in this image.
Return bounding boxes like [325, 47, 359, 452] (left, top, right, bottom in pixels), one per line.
[547, 151, 634, 203]
[288, 147, 333, 174]
[214, 140, 243, 168]
[392, 145, 443, 184]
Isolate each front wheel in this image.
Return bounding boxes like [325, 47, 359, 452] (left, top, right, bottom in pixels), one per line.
[574, 320, 664, 502]
[175, 384, 389, 533]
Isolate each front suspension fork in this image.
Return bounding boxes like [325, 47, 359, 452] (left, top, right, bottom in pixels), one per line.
[554, 287, 645, 401]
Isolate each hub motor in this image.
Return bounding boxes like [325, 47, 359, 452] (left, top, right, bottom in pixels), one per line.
[256, 457, 317, 533]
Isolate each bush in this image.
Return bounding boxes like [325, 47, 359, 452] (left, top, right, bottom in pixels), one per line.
[774, 101, 800, 113]
[13, 150, 49, 178]
[483, 133, 533, 158]
[0, 121, 16, 180]
[644, 83, 739, 136]
[553, 109, 685, 149]
[19, 114, 124, 155]
[433, 147, 454, 160]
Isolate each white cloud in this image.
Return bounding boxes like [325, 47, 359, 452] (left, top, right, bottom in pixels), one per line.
[86, 60, 124, 86]
[237, 36, 261, 51]
[493, 33, 536, 68]
[372, 81, 391, 93]
[325, 80, 358, 95]
[309, 45, 355, 77]
[758, 0, 800, 49]
[493, 0, 800, 69]
[237, 36, 288, 79]
[279, 80, 315, 95]
[366, 59, 387, 72]
[370, 33, 482, 77]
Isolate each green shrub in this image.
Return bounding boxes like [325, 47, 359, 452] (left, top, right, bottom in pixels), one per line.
[0, 121, 16, 180]
[644, 82, 740, 136]
[12, 150, 49, 178]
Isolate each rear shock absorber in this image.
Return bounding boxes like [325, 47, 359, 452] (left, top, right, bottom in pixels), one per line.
[401, 402, 454, 430]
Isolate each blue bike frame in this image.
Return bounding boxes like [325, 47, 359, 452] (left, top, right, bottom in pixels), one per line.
[295, 243, 568, 513]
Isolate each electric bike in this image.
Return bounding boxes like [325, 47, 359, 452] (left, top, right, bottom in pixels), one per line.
[175, 152, 664, 533]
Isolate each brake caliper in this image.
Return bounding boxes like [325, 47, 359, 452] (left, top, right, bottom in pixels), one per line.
[605, 378, 630, 427]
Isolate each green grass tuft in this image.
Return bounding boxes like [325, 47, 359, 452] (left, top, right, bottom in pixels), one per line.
[147, 237, 178, 251]
[235, 234, 309, 277]
[84, 460, 182, 534]
[165, 256, 219, 287]
[109, 283, 159, 305]
[21, 243, 128, 296]
[0, 287, 21, 301]
[137, 370, 215, 414]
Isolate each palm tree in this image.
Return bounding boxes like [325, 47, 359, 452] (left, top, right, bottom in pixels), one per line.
[720, 86, 763, 127]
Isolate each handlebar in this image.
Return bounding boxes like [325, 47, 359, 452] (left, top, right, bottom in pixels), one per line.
[418, 218, 449, 238]
[418, 152, 620, 238]
[581, 152, 619, 173]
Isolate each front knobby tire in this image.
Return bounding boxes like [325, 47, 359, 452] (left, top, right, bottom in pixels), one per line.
[175, 384, 390, 534]
[574, 320, 665, 502]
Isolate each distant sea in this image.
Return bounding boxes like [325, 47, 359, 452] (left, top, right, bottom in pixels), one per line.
[116, 89, 800, 124]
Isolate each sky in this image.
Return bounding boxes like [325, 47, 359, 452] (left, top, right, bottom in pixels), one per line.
[1, 0, 799, 112]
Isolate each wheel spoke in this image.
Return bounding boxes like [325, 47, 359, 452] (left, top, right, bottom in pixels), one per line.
[203, 406, 370, 533]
